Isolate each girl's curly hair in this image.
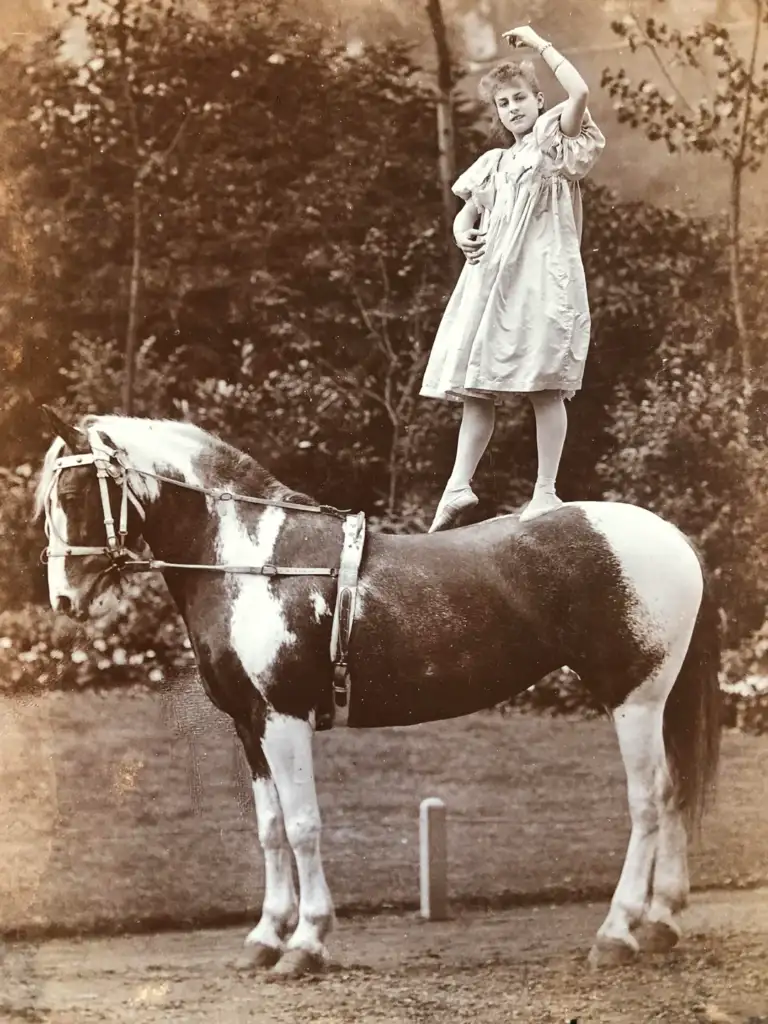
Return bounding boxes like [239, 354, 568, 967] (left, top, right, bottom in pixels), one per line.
[478, 60, 544, 146]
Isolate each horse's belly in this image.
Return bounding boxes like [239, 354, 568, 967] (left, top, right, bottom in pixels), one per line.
[347, 650, 551, 728]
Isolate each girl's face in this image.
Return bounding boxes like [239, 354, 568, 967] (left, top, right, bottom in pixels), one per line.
[494, 80, 543, 140]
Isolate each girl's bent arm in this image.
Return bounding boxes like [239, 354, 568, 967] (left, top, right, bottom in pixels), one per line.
[454, 199, 480, 238]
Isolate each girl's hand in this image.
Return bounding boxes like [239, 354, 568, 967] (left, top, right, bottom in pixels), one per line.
[455, 228, 487, 264]
[502, 25, 546, 51]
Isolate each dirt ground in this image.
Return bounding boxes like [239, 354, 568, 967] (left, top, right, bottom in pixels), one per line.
[3, 689, 768, 936]
[2, 887, 768, 1024]
[3, 688, 768, 1022]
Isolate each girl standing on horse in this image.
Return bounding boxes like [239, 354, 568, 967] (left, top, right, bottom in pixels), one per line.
[421, 25, 605, 531]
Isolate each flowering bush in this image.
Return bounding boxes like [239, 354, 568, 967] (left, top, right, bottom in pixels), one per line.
[719, 618, 768, 735]
[0, 577, 194, 694]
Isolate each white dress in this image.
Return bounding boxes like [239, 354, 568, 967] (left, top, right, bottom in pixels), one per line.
[420, 102, 605, 403]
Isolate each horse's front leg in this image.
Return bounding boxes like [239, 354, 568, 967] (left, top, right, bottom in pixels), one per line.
[261, 712, 335, 977]
[234, 723, 298, 971]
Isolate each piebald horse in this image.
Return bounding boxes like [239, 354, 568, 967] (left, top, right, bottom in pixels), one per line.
[35, 409, 721, 977]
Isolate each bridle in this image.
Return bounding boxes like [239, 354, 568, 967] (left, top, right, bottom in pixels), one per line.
[41, 432, 348, 579]
[40, 430, 365, 729]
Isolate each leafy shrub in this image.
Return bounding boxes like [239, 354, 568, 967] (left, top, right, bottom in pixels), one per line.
[0, 463, 47, 607]
[719, 618, 768, 735]
[598, 351, 768, 647]
[5, 567, 766, 737]
[0, 578, 193, 695]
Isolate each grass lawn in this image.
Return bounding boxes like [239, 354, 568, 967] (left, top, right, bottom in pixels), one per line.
[1, 680, 767, 936]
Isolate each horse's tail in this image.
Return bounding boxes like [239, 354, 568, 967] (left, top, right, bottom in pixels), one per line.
[663, 565, 723, 832]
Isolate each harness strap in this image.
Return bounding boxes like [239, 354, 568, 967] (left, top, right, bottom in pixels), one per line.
[318, 511, 367, 731]
[116, 455, 350, 520]
[95, 461, 119, 551]
[119, 560, 338, 578]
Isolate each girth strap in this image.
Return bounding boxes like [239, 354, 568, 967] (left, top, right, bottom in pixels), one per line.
[318, 511, 367, 731]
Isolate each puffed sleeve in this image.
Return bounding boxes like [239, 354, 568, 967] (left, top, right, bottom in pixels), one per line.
[533, 102, 605, 181]
[451, 149, 503, 208]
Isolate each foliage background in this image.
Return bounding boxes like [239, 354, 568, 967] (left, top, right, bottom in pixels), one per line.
[0, 0, 766, 732]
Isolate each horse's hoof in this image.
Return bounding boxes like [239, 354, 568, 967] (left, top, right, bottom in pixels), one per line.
[234, 942, 282, 971]
[268, 948, 326, 980]
[636, 920, 680, 953]
[588, 937, 638, 969]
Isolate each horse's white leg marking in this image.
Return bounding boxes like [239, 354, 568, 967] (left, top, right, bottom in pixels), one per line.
[645, 782, 690, 937]
[581, 503, 703, 961]
[217, 504, 297, 685]
[597, 691, 669, 951]
[262, 713, 334, 959]
[596, 632, 693, 956]
[245, 777, 298, 950]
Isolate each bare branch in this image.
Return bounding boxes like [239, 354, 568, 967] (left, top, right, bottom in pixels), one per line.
[735, 0, 764, 175]
[629, 13, 697, 114]
[315, 356, 391, 414]
[350, 283, 379, 339]
[376, 255, 396, 362]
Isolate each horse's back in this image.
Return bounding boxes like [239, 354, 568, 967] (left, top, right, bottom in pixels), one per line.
[369, 500, 700, 587]
[346, 501, 704, 727]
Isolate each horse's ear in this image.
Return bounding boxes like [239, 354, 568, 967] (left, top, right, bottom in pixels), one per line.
[91, 429, 119, 455]
[40, 404, 86, 451]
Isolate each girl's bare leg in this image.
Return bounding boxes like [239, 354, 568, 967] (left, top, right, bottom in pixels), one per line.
[520, 390, 567, 522]
[428, 396, 495, 533]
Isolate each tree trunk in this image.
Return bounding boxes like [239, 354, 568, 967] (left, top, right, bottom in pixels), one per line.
[728, 0, 763, 416]
[122, 181, 142, 416]
[426, 0, 462, 280]
[727, 179, 749, 387]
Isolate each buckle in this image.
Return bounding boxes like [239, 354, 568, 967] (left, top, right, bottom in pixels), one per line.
[261, 563, 278, 577]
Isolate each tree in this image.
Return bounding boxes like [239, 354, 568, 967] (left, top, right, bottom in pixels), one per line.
[597, 5, 768, 642]
[601, 4, 768, 410]
[426, 0, 462, 280]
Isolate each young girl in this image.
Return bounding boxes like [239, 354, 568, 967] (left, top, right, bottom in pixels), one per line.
[421, 25, 605, 532]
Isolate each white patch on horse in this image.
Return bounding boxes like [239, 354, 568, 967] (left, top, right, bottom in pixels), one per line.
[578, 501, 700, 656]
[85, 415, 208, 503]
[310, 591, 330, 623]
[218, 503, 297, 694]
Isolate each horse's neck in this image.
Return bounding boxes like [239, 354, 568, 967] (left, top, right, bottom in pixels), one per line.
[135, 444, 284, 566]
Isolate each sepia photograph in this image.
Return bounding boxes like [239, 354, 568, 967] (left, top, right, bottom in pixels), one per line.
[0, 0, 767, 1020]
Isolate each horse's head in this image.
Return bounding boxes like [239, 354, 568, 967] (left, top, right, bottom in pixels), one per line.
[36, 406, 148, 620]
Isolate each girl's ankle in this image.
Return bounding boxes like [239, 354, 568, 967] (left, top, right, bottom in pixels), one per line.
[533, 478, 557, 495]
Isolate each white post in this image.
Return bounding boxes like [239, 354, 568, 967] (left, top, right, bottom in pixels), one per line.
[419, 797, 448, 920]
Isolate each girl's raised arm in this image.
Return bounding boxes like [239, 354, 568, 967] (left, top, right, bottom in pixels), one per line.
[503, 26, 589, 139]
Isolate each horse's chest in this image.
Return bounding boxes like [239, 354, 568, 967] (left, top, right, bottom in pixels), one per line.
[227, 579, 296, 688]
[216, 505, 297, 691]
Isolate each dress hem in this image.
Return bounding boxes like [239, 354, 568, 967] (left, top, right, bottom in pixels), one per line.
[420, 383, 579, 404]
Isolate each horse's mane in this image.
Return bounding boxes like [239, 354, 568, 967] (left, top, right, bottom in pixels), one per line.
[35, 414, 283, 518]
[34, 436, 66, 518]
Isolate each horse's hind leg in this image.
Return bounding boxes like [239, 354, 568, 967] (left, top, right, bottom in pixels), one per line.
[589, 655, 686, 968]
[260, 712, 335, 977]
[233, 719, 299, 972]
[636, 784, 689, 953]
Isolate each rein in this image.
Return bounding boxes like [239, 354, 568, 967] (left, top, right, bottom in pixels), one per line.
[42, 435, 348, 579]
